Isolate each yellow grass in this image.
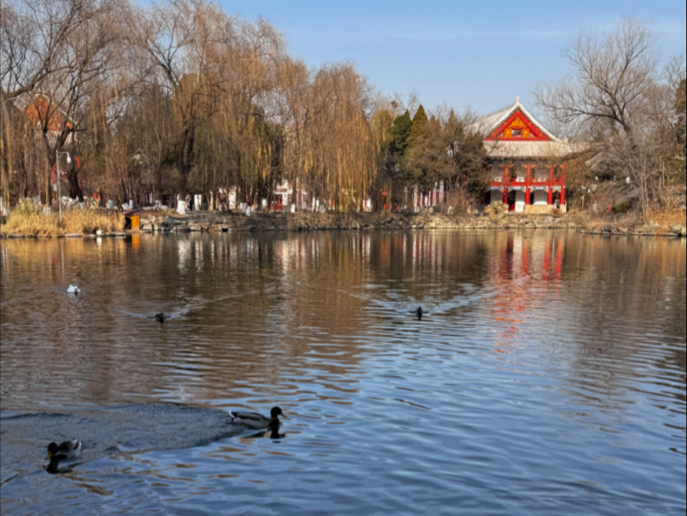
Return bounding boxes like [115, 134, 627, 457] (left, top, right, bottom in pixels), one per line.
[1, 198, 124, 237]
[646, 208, 687, 227]
[571, 207, 686, 235]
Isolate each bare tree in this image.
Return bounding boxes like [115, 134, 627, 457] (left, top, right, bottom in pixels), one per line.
[536, 19, 657, 136]
[536, 19, 685, 221]
[1, 0, 127, 203]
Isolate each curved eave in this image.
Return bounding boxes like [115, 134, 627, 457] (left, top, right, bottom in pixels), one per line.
[470, 98, 559, 142]
[484, 141, 588, 159]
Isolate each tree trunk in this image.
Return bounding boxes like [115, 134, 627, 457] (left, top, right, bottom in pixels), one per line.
[67, 161, 84, 201]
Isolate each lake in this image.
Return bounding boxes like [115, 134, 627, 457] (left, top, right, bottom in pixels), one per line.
[1, 230, 685, 515]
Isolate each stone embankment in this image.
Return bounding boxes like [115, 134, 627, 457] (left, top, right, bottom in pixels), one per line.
[138, 211, 686, 237]
[582, 222, 686, 237]
[3, 210, 684, 238]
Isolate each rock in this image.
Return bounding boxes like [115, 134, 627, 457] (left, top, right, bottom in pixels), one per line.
[632, 225, 657, 235]
[669, 224, 686, 236]
[65, 233, 83, 238]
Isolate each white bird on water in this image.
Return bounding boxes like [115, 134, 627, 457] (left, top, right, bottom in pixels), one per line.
[67, 285, 80, 294]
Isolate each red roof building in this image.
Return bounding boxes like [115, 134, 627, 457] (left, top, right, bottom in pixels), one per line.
[472, 98, 585, 213]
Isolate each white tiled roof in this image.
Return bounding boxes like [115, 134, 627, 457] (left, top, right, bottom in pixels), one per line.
[472, 97, 586, 159]
[484, 140, 587, 159]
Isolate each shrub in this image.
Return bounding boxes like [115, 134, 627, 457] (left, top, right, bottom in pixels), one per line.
[62, 209, 124, 234]
[612, 202, 630, 214]
[1, 198, 59, 236]
[485, 202, 507, 218]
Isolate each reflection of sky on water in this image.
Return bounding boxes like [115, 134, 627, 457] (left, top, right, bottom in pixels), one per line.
[1, 232, 684, 415]
[0, 231, 685, 514]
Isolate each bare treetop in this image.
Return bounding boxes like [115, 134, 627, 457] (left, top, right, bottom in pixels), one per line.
[536, 19, 658, 136]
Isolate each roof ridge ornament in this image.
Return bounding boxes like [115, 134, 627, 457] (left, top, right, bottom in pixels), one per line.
[516, 96, 520, 103]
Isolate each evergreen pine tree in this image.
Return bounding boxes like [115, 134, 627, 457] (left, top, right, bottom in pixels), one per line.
[391, 111, 413, 156]
[407, 104, 428, 147]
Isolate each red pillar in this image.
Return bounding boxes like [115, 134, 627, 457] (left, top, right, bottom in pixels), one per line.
[547, 165, 554, 204]
[502, 165, 509, 204]
[525, 165, 532, 205]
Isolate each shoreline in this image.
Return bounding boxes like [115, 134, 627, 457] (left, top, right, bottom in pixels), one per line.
[2, 210, 685, 239]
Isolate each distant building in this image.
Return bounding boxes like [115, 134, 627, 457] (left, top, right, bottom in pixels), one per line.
[472, 97, 585, 213]
[23, 93, 75, 148]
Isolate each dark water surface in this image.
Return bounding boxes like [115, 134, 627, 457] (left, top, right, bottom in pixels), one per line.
[1, 231, 685, 515]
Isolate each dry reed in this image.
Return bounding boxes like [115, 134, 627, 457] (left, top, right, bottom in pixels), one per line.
[0, 198, 124, 237]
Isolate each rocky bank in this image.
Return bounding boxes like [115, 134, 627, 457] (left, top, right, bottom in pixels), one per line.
[138, 211, 686, 237]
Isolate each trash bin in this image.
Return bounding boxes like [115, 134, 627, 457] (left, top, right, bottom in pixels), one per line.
[124, 209, 141, 231]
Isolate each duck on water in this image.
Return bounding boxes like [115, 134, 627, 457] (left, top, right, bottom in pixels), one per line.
[45, 439, 81, 472]
[230, 407, 284, 429]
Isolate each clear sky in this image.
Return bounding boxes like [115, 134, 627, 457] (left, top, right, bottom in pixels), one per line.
[223, 0, 686, 117]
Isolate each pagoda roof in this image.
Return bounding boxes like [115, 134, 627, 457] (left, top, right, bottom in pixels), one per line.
[472, 97, 557, 141]
[471, 97, 586, 159]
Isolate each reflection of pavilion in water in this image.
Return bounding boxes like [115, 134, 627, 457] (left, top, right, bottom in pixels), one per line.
[494, 233, 563, 282]
[487, 233, 564, 355]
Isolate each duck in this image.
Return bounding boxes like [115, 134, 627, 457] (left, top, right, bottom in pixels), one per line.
[154, 312, 166, 324]
[230, 407, 284, 429]
[67, 285, 80, 294]
[45, 439, 81, 468]
[415, 307, 426, 320]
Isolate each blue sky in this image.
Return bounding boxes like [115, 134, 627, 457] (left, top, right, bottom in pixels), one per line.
[224, 0, 686, 117]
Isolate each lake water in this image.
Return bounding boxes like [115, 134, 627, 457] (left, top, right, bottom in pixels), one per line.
[1, 230, 685, 515]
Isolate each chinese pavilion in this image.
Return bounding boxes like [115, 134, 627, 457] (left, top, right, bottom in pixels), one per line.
[473, 97, 583, 213]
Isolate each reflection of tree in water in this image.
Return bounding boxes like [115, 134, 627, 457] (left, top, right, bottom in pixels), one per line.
[1, 233, 684, 415]
[365, 231, 491, 305]
[555, 236, 686, 420]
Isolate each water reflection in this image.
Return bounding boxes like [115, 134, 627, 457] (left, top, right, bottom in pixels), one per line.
[1, 231, 685, 514]
[1, 232, 684, 413]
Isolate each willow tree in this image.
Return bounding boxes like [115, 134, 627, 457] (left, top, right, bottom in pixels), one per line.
[272, 57, 315, 208]
[303, 64, 376, 211]
[126, 0, 227, 199]
[219, 17, 285, 205]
